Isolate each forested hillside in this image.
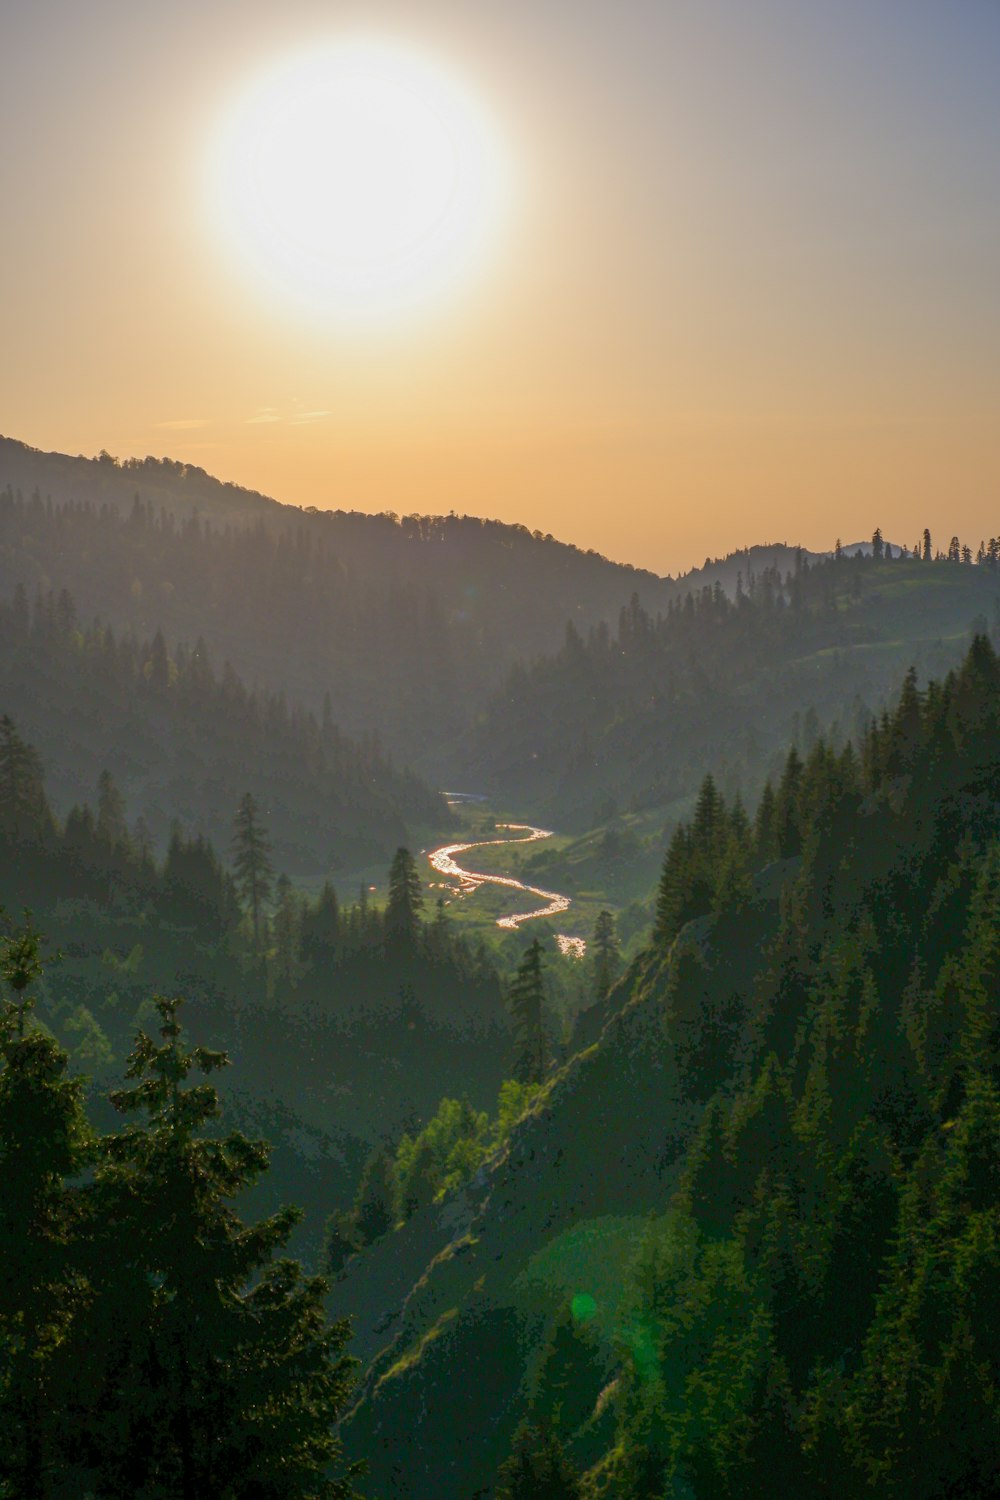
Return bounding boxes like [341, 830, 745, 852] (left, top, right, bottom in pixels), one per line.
[330, 636, 1000, 1499]
[0, 438, 674, 762]
[0, 720, 508, 1261]
[473, 543, 1000, 826]
[0, 584, 446, 871]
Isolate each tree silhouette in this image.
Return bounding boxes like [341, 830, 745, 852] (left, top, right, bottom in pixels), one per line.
[591, 909, 622, 1002]
[232, 792, 274, 957]
[385, 846, 424, 946]
[0, 918, 91, 1499]
[74, 998, 361, 1498]
[509, 939, 549, 1085]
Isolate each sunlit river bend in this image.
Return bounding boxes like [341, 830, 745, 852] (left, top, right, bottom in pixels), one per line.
[427, 808, 585, 958]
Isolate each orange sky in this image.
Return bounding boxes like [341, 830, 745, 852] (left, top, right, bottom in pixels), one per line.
[3, 0, 999, 574]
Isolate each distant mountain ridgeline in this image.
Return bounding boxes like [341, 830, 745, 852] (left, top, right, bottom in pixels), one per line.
[0, 436, 288, 527]
[0, 437, 678, 764]
[470, 544, 1000, 827]
[0, 584, 447, 872]
[6, 437, 997, 833]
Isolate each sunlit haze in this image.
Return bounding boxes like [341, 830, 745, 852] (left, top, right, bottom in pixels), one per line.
[3, 0, 999, 573]
[209, 39, 509, 324]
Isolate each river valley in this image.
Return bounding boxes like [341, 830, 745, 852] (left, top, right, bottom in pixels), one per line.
[426, 811, 586, 957]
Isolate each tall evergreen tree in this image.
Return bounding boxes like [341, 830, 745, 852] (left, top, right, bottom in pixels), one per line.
[0, 717, 52, 845]
[496, 1424, 582, 1499]
[300, 881, 340, 968]
[350, 1146, 396, 1245]
[95, 768, 128, 848]
[232, 792, 274, 957]
[0, 919, 91, 1500]
[73, 998, 361, 1499]
[271, 872, 300, 991]
[655, 824, 694, 947]
[590, 909, 622, 1002]
[509, 939, 549, 1085]
[385, 847, 424, 945]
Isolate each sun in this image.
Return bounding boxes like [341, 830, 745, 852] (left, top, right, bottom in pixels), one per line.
[209, 39, 510, 325]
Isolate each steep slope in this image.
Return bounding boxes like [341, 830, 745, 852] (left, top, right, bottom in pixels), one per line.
[331, 637, 1000, 1498]
[330, 890, 783, 1496]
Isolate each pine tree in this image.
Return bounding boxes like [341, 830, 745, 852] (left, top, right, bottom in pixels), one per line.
[385, 846, 424, 945]
[321, 1211, 359, 1280]
[753, 780, 778, 863]
[0, 717, 52, 845]
[95, 768, 128, 848]
[426, 896, 451, 962]
[271, 872, 300, 991]
[301, 881, 340, 968]
[590, 909, 622, 1002]
[73, 998, 361, 1498]
[496, 1423, 582, 1499]
[146, 628, 170, 690]
[232, 792, 274, 957]
[655, 824, 694, 947]
[351, 1146, 396, 1244]
[509, 939, 549, 1085]
[164, 827, 235, 939]
[773, 747, 804, 858]
[0, 919, 92, 1499]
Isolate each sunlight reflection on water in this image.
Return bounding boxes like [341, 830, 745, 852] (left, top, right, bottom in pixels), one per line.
[428, 806, 586, 955]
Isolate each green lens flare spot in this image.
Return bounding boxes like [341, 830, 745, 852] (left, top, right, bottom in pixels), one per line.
[571, 1292, 597, 1324]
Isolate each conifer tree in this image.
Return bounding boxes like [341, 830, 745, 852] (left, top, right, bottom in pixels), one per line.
[773, 748, 804, 858]
[271, 872, 300, 990]
[385, 846, 424, 945]
[496, 1423, 582, 1499]
[655, 824, 694, 947]
[0, 919, 91, 1500]
[590, 909, 622, 1002]
[426, 896, 451, 962]
[301, 881, 340, 967]
[95, 768, 128, 848]
[232, 792, 274, 956]
[509, 939, 549, 1085]
[0, 717, 52, 845]
[753, 780, 778, 863]
[351, 1146, 396, 1244]
[73, 998, 360, 1499]
[146, 628, 170, 690]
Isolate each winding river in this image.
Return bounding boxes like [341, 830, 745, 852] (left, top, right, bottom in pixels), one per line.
[427, 807, 585, 956]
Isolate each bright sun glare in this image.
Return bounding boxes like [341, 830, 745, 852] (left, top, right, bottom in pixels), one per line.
[210, 39, 510, 325]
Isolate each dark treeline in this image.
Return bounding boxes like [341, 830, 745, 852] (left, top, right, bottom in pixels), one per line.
[473, 540, 1000, 825]
[0, 935, 362, 1500]
[1, 721, 508, 1255]
[0, 442, 674, 762]
[0, 583, 447, 871]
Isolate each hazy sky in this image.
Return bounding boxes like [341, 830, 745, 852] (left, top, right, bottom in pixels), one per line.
[3, 0, 999, 574]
